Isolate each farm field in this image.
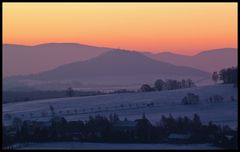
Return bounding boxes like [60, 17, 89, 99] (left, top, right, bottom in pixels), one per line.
[3, 84, 237, 128]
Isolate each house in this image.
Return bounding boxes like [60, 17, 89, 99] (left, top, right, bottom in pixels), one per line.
[167, 132, 191, 144]
[7, 130, 17, 137]
[112, 118, 137, 132]
[70, 132, 83, 141]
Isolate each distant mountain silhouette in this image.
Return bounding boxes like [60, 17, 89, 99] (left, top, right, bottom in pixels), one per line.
[7, 49, 209, 82]
[144, 48, 237, 73]
[4, 42, 236, 78]
[3, 43, 112, 77]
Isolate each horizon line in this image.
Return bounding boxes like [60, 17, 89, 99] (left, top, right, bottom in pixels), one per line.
[3, 42, 237, 56]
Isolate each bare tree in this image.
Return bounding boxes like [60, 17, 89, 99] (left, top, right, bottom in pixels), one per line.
[49, 105, 55, 117]
[154, 79, 165, 91]
[66, 87, 75, 97]
[212, 72, 219, 84]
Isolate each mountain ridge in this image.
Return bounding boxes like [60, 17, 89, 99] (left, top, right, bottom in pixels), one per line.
[144, 48, 237, 72]
[3, 43, 113, 77]
[3, 42, 237, 77]
[7, 49, 209, 81]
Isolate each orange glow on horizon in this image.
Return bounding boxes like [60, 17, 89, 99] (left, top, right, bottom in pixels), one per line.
[3, 3, 237, 55]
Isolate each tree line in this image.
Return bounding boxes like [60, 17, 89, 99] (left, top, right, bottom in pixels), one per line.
[3, 113, 237, 149]
[212, 66, 238, 86]
[3, 89, 104, 103]
[3, 88, 137, 104]
[140, 79, 196, 92]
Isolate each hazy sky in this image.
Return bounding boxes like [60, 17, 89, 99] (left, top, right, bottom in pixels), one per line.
[3, 3, 237, 55]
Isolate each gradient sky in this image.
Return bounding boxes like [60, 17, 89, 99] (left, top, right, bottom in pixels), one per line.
[3, 3, 237, 55]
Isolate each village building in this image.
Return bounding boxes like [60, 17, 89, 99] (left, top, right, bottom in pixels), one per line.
[112, 118, 137, 132]
[166, 132, 191, 144]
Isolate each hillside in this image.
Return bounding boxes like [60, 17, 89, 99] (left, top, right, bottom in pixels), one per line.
[3, 43, 112, 77]
[4, 49, 210, 90]
[4, 43, 235, 78]
[28, 49, 209, 79]
[144, 48, 237, 73]
[3, 84, 237, 128]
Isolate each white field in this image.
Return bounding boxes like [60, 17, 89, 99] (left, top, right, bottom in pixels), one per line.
[14, 142, 221, 150]
[3, 84, 238, 128]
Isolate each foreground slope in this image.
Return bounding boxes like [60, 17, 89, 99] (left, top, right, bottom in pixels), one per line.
[3, 84, 237, 128]
[16, 142, 221, 150]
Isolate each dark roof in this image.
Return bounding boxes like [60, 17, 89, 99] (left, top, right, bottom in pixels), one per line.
[168, 133, 191, 139]
[113, 120, 137, 128]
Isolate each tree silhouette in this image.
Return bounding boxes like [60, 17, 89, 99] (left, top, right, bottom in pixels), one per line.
[49, 105, 55, 116]
[66, 87, 75, 97]
[219, 67, 237, 84]
[154, 79, 165, 91]
[140, 84, 154, 92]
[212, 72, 219, 84]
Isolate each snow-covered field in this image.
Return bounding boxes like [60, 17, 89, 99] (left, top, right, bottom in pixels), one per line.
[14, 142, 221, 150]
[3, 84, 238, 128]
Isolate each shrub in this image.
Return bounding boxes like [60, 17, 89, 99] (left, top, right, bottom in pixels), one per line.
[140, 84, 154, 92]
[182, 93, 199, 105]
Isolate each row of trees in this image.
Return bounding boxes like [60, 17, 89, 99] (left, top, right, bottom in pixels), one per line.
[4, 101, 156, 120]
[182, 93, 233, 105]
[3, 114, 237, 149]
[140, 79, 196, 92]
[3, 89, 105, 103]
[207, 95, 224, 103]
[212, 67, 238, 86]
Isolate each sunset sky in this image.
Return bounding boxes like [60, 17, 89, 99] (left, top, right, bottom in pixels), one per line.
[3, 3, 237, 55]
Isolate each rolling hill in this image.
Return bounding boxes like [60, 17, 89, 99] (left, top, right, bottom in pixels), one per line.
[144, 48, 237, 73]
[4, 42, 236, 79]
[3, 43, 112, 77]
[27, 49, 209, 80]
[3, 84, 237, 128]
[4, 49, 210, 91]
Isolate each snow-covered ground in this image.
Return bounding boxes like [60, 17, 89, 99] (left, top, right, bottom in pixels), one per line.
[14, 142, 221, 150]
[3, 84, 238, 128]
